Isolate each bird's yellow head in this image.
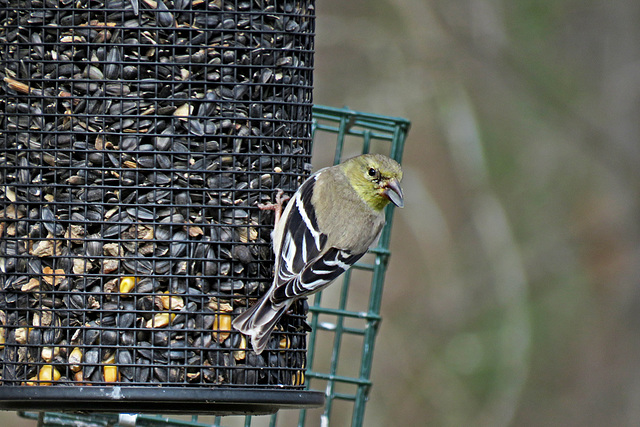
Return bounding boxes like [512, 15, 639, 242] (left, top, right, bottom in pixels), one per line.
[341, 154, 404, 212]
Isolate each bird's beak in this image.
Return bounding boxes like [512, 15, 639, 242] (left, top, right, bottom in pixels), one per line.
[384, 178, 404, 208]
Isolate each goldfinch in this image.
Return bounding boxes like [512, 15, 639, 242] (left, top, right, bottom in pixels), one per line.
[233, 154, 404, 354]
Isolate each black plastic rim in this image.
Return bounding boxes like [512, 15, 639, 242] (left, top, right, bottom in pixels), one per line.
[0, 387, 325, 415]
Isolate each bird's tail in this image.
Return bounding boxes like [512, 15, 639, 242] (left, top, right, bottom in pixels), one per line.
[232, 292, 291, 354]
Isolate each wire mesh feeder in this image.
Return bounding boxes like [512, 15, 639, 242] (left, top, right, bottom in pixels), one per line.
[0, 0, 320, 415]
[17, 106, 411, 426]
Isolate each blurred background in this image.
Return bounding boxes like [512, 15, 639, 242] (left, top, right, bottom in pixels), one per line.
[4, 0, 640, 426]
[311, 0, 640, 426]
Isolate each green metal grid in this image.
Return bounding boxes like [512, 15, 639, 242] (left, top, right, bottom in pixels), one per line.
[18, 105, 410, 427]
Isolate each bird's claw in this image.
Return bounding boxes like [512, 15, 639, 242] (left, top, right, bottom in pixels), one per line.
[258, 189, 290, 225]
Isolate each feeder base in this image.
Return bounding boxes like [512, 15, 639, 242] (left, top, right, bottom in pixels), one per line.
[0, 387, 325, 415]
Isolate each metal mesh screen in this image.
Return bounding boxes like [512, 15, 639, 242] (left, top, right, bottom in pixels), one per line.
[0, 0, 317, 410]
[14, 105, 412, 426]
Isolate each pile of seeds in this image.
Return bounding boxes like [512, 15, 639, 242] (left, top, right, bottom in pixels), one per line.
[0, 0, 314, 389]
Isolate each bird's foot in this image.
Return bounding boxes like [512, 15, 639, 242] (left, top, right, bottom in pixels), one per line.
[258, 189, 290, 225]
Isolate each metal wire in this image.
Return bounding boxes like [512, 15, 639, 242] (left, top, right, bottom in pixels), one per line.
[1, 0, 318, 414]
[296, 105, 409, 427]
[18, 106, 410, 426]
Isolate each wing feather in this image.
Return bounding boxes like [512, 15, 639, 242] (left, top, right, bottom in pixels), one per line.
[279, 248, 365, 300]
[270, 172, 367, 304]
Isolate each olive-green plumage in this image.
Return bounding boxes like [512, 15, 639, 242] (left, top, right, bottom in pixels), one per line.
[310, 153, 404, 253]
[233, 153, 404, 354]
[339, 153, 404, 211]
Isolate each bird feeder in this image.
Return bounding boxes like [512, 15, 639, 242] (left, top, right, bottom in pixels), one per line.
[0, 0, 323, 414]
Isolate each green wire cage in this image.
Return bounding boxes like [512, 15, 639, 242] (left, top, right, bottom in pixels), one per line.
[15, 105, 410, 427]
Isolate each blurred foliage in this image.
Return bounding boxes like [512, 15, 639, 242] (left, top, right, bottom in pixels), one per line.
[313, 0, 640, 426]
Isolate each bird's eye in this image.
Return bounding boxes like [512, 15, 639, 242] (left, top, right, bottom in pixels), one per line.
[368, 168, 377, 177]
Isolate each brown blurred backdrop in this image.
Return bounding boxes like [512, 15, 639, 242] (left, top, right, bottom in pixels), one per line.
[312, 0, 640, 426]
[3, 1, 640, 426]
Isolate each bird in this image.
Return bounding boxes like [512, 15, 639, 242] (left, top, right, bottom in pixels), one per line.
[232, 153, 404, 354]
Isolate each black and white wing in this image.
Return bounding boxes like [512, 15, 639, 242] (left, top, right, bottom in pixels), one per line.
[270, 174, 366, 304]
